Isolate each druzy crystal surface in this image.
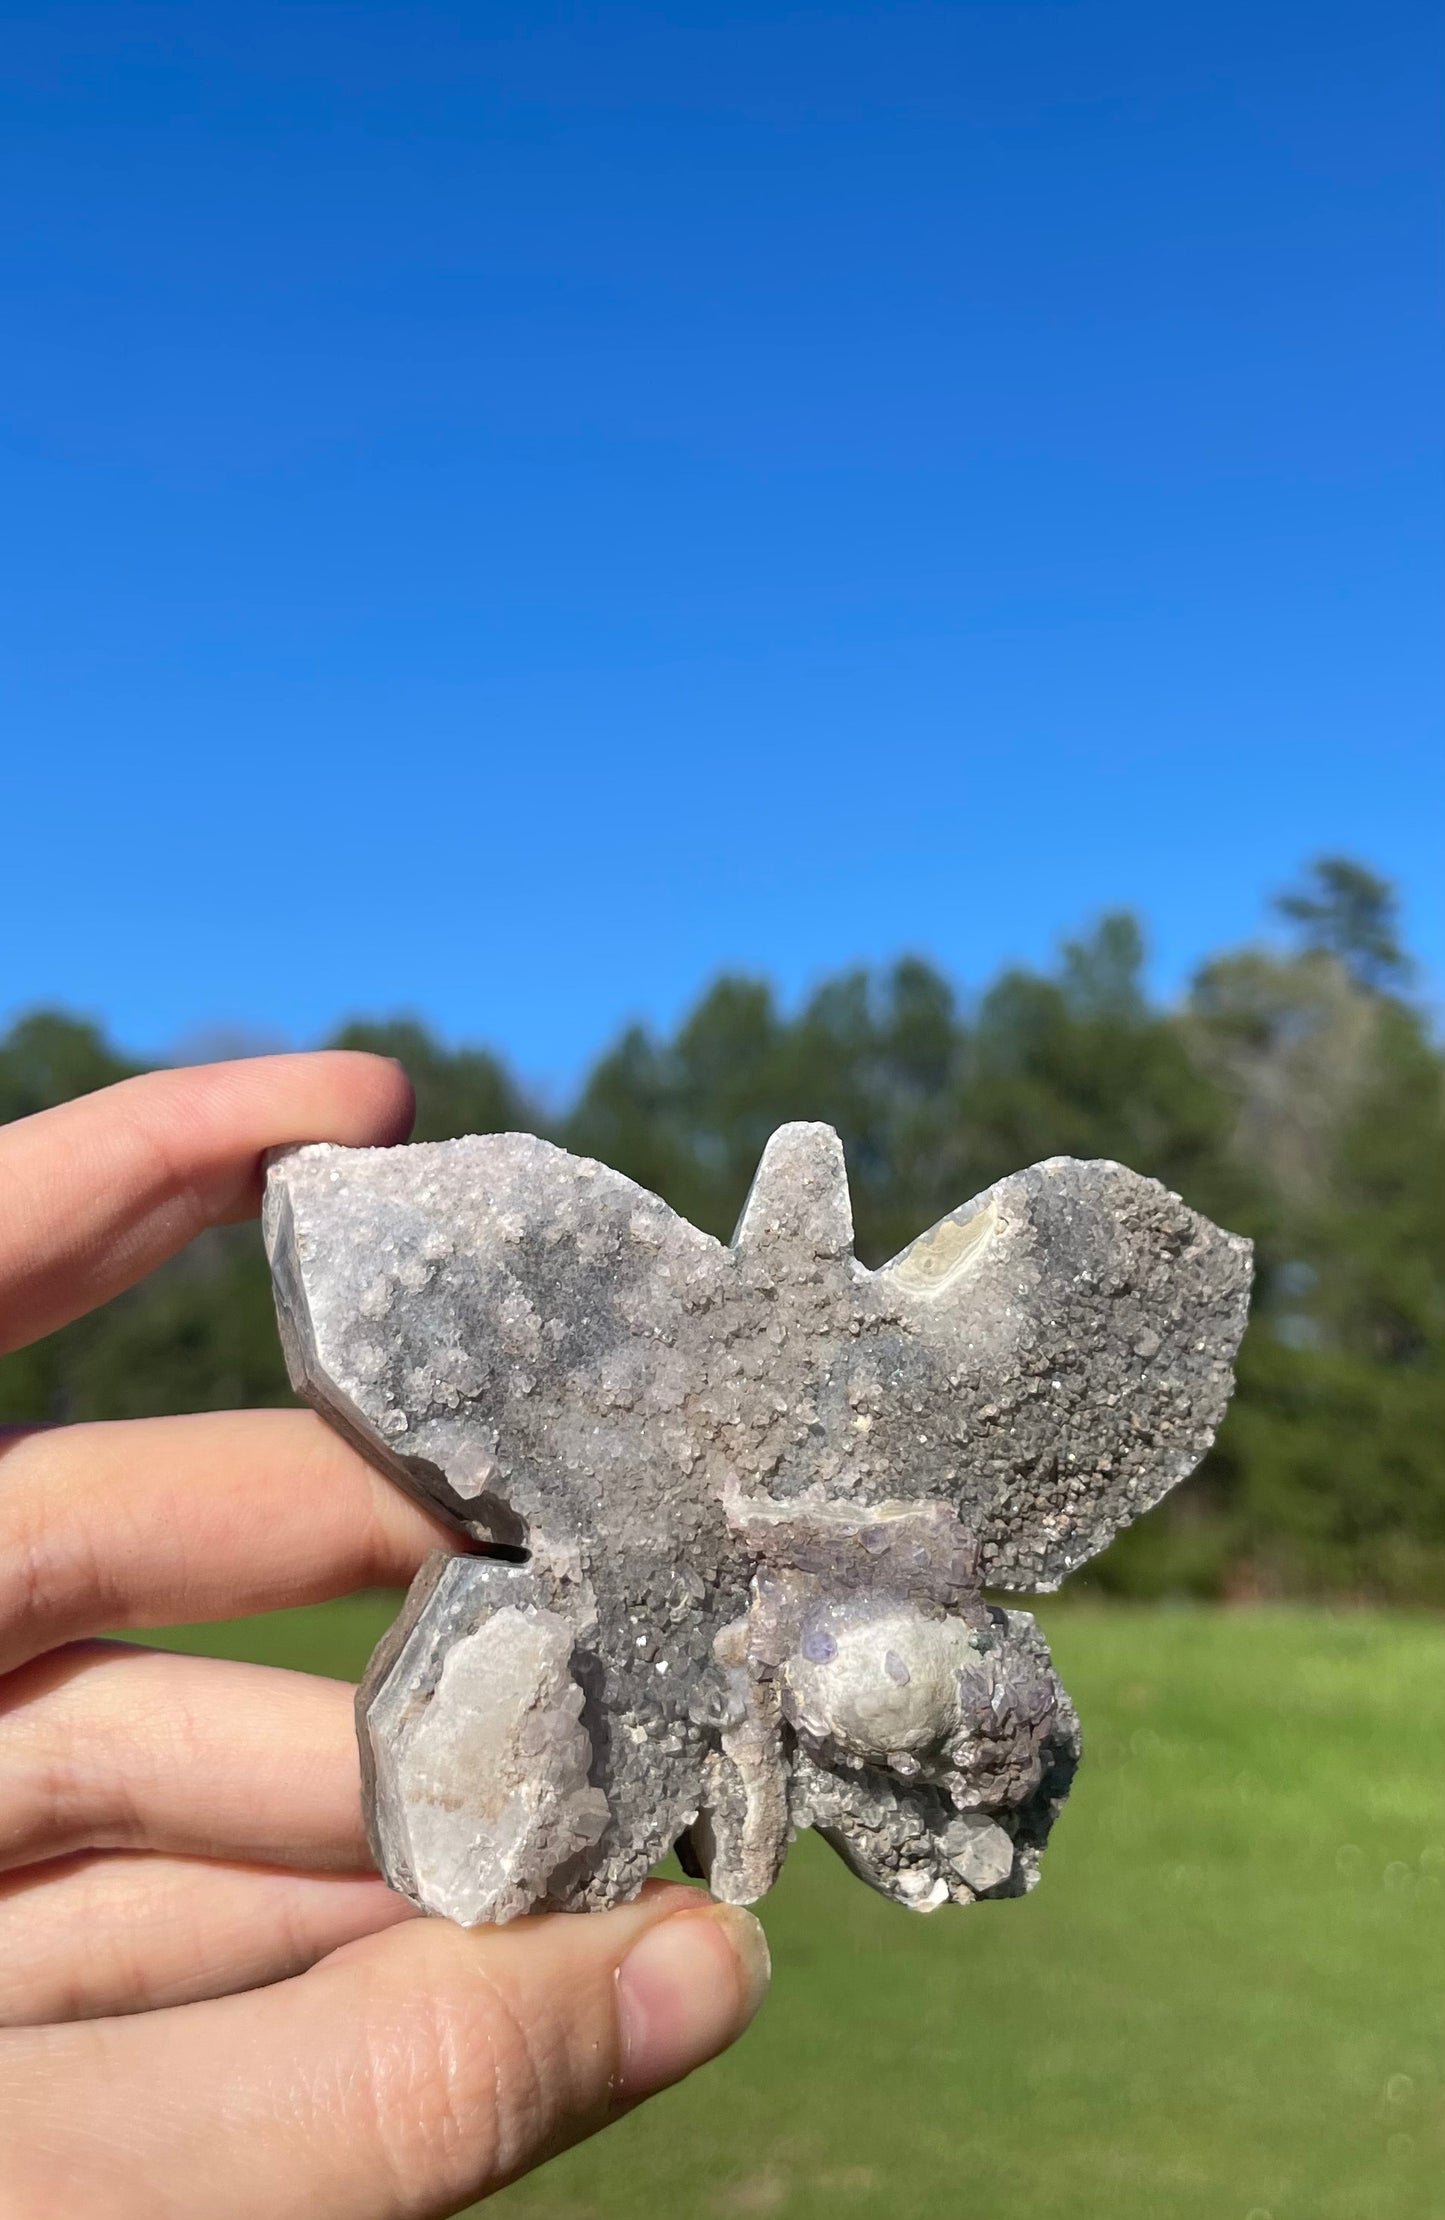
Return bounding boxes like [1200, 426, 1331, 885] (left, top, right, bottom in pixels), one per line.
[264, 1124, 1251, 1923]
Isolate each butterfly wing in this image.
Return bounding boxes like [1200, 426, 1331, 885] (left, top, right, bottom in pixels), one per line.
[872, 1158, 1252, 1590]
[264, 1130, 730, 1556]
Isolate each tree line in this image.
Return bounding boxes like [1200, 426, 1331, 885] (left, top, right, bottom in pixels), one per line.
[4, 857, 1442, 1602]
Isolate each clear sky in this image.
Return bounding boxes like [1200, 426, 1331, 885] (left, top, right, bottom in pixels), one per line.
[3, 0, 1440, 1097]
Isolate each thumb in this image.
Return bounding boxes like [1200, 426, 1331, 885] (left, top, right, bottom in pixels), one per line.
[8, 1882, 771, 2220]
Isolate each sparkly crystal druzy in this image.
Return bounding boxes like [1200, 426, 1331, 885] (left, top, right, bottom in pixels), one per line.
[264, 1124, 1251, 1924]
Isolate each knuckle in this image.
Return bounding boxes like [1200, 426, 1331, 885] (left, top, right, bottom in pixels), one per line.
[0, 1452, 88, 1662]
[0, 1856, 135, 2026]
[0, 1643, 110, 1860]
[110, 1075, 212, 1221]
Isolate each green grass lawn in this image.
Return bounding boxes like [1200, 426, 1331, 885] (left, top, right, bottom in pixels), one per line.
[148, 1602, 1445, 2220]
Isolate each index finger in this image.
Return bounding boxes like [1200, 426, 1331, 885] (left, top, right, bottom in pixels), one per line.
[0, 1053, 415, 1353]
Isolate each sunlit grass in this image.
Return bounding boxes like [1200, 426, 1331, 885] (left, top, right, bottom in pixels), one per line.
[148, 1603, 1445, 2220]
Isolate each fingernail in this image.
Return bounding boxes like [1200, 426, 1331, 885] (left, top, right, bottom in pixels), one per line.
[616, 1903, 771, 2099]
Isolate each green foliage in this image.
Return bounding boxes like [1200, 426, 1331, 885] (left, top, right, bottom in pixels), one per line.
[3, 859, 1442, 1600]
[0, 1007, 137, 1117]
[959, 913, 1245, 1217]
[566, 959, 967, 1263]
[1276, 853, 1414, 992]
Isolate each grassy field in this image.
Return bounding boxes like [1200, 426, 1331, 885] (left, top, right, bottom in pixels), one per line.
[149, 1601, 1445, 2220]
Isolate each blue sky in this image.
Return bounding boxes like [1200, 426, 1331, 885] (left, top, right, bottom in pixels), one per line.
[3, 0, 1440, 1097]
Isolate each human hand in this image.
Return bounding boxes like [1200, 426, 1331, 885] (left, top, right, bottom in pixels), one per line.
[0, 1055, 769, 2218]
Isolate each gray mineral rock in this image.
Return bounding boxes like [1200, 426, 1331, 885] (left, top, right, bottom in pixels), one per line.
[263, 1123, 1251, 1924]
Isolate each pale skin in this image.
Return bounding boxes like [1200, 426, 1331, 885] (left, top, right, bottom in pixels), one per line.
[0, 1053, 770, 2219]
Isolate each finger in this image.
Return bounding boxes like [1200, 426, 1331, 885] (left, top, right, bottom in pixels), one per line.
[3, 1885, 771, 2218]
[0, 1642, 373, 1873]
[0, 1051, 414, 1352]
[0, 1851, 414, 2025]
[0, 1409, 457, 1672]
